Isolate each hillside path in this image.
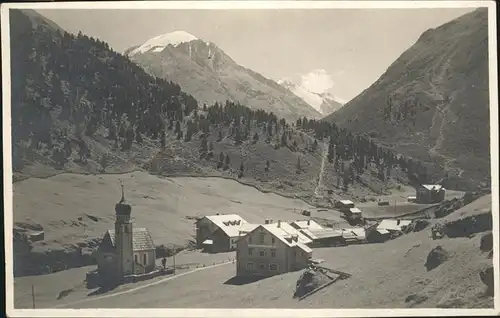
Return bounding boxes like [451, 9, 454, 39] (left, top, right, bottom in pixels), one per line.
[427, 51, 464, 177]
[314, 136, 330, 198]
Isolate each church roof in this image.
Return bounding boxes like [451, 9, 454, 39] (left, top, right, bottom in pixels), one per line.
[105, 228, 156, 251]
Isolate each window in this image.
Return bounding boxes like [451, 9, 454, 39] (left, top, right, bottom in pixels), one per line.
[248, 248, 254, 256]
[294, 250, 297, 257]
[271, 249, 276, 257]
[259, 250, 266, 257]
[271, 237, 276, 244]
[259, 233, 265, 244]
[259, 263, 266, 270]
[134, 254, 138, 263]
[269, 264, 278, 271]
[246, 262, 254, 270]
[249, 236, 253, 244]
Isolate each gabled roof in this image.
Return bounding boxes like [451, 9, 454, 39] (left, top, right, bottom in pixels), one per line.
[340, 228, 366, 240]
[202, 214, 248, 237]
[106, 228, 156, 251]
[260, 223, 312, 253]
[377, 219, 412, 232]
[349, 207, 362, 213]
[421, 184, 443, 191]
[310, 228, 343, 239]
[291, 220, 324, 231]
[339, 200, 354, 205]
[277, 222, 313, 245]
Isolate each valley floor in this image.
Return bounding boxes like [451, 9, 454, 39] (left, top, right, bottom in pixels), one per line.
[11, 172, 491, 310]
[25, 224, 492, 309]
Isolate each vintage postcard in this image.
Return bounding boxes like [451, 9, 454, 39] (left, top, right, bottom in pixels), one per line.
[2, 1, 499, 317]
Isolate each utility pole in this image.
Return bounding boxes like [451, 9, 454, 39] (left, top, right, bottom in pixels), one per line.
[173, 250, 176, 275]
[31, 284, 35, 309]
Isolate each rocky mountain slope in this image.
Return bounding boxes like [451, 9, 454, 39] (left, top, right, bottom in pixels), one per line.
[278, 70, 344, 116]
[125, 31, 322, 122]
[325, 8, 490, 190]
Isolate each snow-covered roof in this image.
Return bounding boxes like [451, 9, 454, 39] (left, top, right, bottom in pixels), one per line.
[261, 223, 312, 253]
[277, 222, 313, 245]
[377, 229, 390, 235]
[291, 220, 324, 231]
[339, 200, 354, 205]
[340, 228, 366, 240]
[310, 229, 343, 239]
[299, 229, 318, 240]
[203, 214, 248, 238]
[349, 207, 362, 214]
[421, 184, 443, 191]
[129, 31, 198, 55]
[202, 239, 213, 245]
[377, 219, 412, 232]
[238, 223, 260, 235]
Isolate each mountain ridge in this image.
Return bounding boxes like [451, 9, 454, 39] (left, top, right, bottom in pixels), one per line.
[325, 7, 490, 189]
[126, 32, 322, 122]
[278, 72, 344, 116]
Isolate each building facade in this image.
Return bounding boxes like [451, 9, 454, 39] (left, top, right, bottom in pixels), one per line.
[416, 185, 446, 204]
[95, 185, 156, 284]
[236, 222, 312, 277]
[196, 214, 257, 252]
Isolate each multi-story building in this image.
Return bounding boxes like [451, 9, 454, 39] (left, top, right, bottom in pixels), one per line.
[195, 214, 257, 253]
[236, 221, 313, 277]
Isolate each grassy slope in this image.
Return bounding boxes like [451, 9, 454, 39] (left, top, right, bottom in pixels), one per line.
[13, 171, 352, 252]
[152, 121, 410, 204]
[325, 8, 490, 188]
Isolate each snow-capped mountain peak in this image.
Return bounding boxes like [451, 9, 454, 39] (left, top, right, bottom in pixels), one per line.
[278, 70, 345, 116]
[129, 30, 198, 55]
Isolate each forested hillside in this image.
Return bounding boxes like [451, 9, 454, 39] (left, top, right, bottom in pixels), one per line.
[11, 9, 433, 202]
[325, 8, 490, 191]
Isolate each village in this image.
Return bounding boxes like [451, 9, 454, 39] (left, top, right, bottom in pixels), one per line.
[83, 182, 454, 300]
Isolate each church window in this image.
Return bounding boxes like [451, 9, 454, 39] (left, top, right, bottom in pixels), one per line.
[143, 253, 147, 265]
[134, 254, 138, 263]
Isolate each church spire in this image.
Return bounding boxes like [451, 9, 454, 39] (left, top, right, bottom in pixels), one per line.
[115, 180, 131, 216]
[119, 181, 126, 204]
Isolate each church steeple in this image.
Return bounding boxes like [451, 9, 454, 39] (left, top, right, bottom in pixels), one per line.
[115, 182, 132, 217]
[114, 180, 134, 278]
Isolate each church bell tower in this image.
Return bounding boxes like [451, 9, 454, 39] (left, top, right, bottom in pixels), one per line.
[115, 182, 134, 278]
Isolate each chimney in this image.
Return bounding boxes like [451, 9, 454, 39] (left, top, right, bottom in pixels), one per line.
[264, 219, 269, 225]
[397, 219, 401, 225]
[307, 220, 311, 226]
[277, 220, 281, 228]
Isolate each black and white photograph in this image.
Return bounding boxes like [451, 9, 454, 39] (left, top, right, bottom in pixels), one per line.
[2, 1, 499, 316]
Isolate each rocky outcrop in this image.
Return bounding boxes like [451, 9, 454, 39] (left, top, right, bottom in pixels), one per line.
[425, 245, 449, 271]
[444, 214, 492, 238]
[405, 293, 429, 307]
[479, 232, 493, 252]
[479, 266, 494, 295]
[293, 268, 331, 299]
[403, 219, 430, 233]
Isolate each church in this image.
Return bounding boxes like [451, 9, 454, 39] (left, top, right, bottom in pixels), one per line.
[95, 184, 157, 285]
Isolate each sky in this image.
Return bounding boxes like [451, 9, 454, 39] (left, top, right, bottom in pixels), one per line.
[37, 7, 475, 102]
